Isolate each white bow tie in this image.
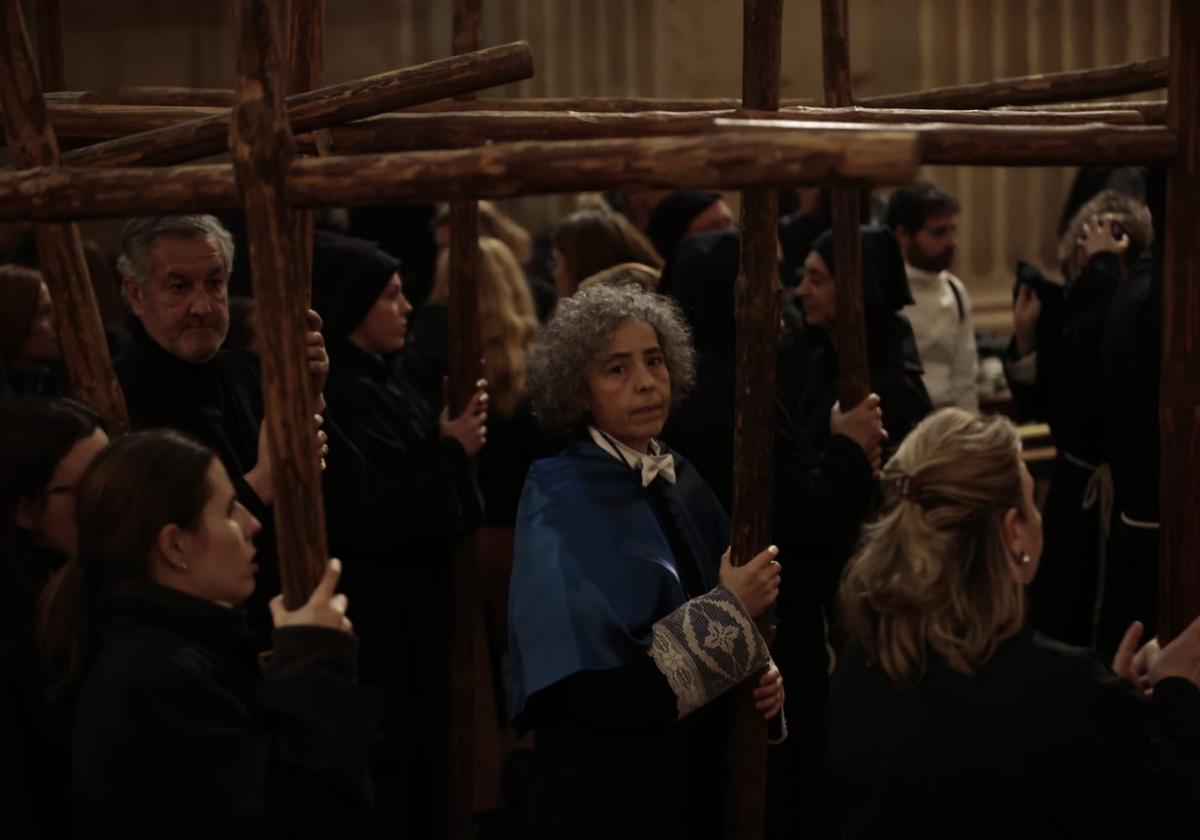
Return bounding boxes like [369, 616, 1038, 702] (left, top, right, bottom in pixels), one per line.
[636, 452, 677, 487]
[589, 426, 678, 487]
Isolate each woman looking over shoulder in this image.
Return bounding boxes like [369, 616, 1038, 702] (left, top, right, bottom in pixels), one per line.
[509, 283, 784, 840]
[39, 430, 381, 839]
[830, 408, 1200, 839]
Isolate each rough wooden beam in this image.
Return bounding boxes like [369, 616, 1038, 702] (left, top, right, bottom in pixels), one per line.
[727, 1, 782, 837]
[0, 0, 127, 434]
[35, 0, 65, 92]
[781, 106, 1143, 126]
[111, 89, 816, 111]
[916, 123, 1176, 165]
[0, 129, 921, 221]
[717, 119, 1177, 166]
[285, 0, 324, 301]
[32, 103, 1145, 149]
[118, 85, 238, 106]
[998, 100, 1168, 123]
[447, 4, 482, 837]
[861, 55, 1169, 110]
[61, 41, 535, 167]
[821, 0, 871, 409]
[287, 129, 920, 204]
[1159, 0, 1200, 640]
[230, 0, 327, 608]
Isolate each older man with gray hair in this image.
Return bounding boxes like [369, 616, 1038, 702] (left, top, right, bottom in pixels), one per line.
[114, 214, 371, 645]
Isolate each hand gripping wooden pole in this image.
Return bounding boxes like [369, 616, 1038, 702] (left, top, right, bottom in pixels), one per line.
[229, 0, 327, 608]
[0, 0, 128, 434]
[726, 1, 782, 838]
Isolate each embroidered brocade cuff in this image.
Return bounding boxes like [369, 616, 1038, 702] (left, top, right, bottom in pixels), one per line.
[648, 584, 771, 719]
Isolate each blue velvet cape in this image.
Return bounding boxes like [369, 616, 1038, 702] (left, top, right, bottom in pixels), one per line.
[508, 440, 730, 720]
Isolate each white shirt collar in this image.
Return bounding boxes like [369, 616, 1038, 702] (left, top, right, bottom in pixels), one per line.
[904, 263, 944, 286]
[588, 425, 677, 487]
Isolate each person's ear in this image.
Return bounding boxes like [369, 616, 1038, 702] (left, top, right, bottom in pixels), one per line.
[14, 496, 38, 531]
[155, 522, 191, 573]
[1002, 506, 1033, 582]
[123, 277, 146, 317]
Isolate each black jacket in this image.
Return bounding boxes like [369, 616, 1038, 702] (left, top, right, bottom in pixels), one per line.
[830, 628, 1200, 839]
[71, 582, 381, 839]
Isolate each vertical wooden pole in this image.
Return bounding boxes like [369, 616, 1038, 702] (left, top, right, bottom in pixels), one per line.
[821, 0, 871, 407]
[1158, 0, 1200, 640]
[230, 0, 327, 607]
[448, 2, 483, 836]
[0, 0, 127, 434]
[726, 2, 783, 838]
[35, 0, 65, 91]
[285, 0, 324, 300]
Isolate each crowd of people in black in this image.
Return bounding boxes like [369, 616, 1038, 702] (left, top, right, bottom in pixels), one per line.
[2, 167, 1199, 840]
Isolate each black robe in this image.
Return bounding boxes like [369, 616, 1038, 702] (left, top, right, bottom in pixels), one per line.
[115, 324, 373, 647]
[1010, 253, 1121, 648]
[322, 338, 482, 837]
[829, 628, 1200, 839]
[1097, 252, 1162, 652]
[71, 582, 380, 839]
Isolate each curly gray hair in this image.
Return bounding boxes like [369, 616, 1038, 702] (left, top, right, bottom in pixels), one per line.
[527, 283, 696, 432]
[116, 215, 235, 290]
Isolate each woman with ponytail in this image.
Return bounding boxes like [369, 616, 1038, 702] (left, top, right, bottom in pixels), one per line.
[39, 430, 380, 838]
[828, 408, 1200, 839]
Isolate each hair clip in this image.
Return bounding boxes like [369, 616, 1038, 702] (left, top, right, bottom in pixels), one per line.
[895, 474, 924, 503]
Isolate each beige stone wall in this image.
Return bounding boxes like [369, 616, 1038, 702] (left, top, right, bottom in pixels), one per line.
[46, 0, 1167, 332]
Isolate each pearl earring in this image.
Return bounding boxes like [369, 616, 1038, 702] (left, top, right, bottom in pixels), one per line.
[1020, 553, 1031, 565]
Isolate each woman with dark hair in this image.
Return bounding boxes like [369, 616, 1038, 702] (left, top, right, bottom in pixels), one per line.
[39, 429, 380, 838]
[0, 265, 65, 402]
[311, 231, 486, 837]
[550, 209, 662, 299]
[831, 409, 1200, 838]
[644, 190, 734, 270]
[1, 397, 107, 833]
[510, 282, 784, 839]
[787, 224, 933, 458]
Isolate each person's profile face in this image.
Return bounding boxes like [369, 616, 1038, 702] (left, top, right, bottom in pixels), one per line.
[796, 251, 837, 329]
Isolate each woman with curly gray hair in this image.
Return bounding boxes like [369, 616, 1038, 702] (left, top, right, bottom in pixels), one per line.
[508, 282, 784, 839]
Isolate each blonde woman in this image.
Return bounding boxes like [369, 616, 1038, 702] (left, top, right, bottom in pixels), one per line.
[829, 408, 1200, 839]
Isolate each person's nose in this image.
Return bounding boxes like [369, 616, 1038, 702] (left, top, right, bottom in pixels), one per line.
[189, 291, 213, 316]
[632, 361, 656, 391]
